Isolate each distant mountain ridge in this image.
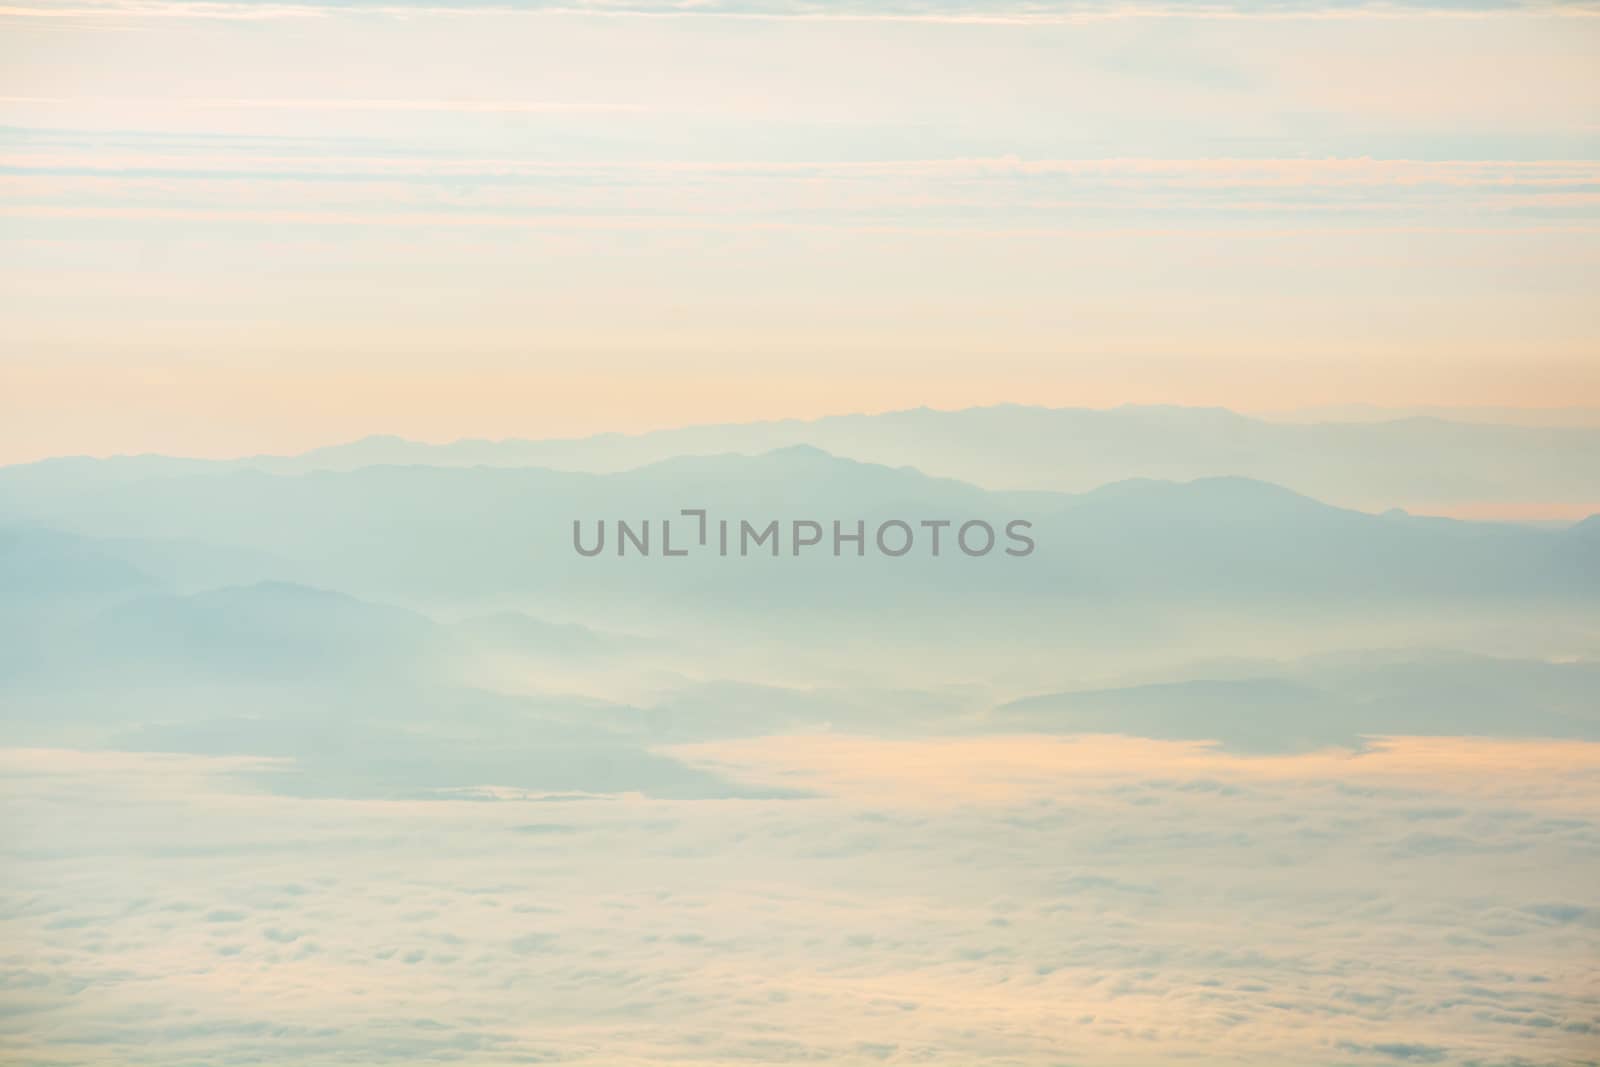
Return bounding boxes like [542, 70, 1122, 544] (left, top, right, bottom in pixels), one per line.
[3, 440, 1597, 785]
[5, 403, 1596, 516]
[2, 450, 1593, 626]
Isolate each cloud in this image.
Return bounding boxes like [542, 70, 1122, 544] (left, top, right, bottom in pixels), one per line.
[1336, 1041, 1451, 1062]
[4, 0, 1598, 23]
[3, 739, 1597, 1064]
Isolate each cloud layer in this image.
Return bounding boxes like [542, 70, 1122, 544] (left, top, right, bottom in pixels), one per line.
[2, 738, 1597, 1065]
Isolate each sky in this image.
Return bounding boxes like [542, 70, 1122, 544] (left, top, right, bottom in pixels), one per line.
[2, 0, 1599, 461]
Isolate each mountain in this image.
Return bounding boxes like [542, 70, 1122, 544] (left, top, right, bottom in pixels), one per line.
[993, 653, 1600, 753]
[4, 449, 1597, 784]
[81, 581, 440, 681]
[0, 577, 754, 800]
[6, 404, 1599, 513]
[0, 524, 157, 679]
[1, 451, 1591, 623]
[0, 523, 153, 598]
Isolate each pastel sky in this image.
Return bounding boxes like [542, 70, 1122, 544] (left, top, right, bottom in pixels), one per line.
[2, 0, 1598, 461]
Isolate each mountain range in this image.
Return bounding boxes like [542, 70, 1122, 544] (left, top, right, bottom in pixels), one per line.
[2, 448, 1593, 618]
[7, 404, 1599, 514]
[4, 406, 1598, 796]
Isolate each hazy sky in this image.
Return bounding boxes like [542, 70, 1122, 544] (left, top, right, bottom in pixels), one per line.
[3, 0, 1598, 460]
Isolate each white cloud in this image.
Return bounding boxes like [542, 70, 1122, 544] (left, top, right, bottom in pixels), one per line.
[3, 738, 1597, 1065]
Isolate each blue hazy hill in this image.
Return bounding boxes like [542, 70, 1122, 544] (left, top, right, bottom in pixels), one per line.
[994, 653, 1600, 753]
[1, 577, 756, 800]
[4, 439, 1598, 775]
[0, 450, 1589, 615]
[6, 404, 1598, 512]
